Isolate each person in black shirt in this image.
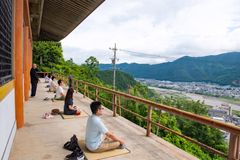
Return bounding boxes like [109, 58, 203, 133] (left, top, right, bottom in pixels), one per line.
[30, 63, 39, 97]
[64, 88, 81, 115]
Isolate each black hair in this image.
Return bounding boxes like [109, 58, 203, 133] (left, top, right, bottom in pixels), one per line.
[65, 88, 74, 103]
[52, 76, 55, 80]
[90, 101, 102, 114]
[58, 79, 62, 85]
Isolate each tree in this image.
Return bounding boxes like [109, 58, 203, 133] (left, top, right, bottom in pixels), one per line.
[33, 41, 64, 70]
[84, 56, 99, 78]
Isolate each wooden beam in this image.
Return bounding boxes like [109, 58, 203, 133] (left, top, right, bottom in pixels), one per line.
[14, 0, 24, 128]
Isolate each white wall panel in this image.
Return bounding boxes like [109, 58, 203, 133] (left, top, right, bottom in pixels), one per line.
[0, 90, 16, 160]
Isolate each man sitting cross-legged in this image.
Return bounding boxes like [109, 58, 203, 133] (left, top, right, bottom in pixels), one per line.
[52, 79, 65, 101]
[49, 76, 57, 92]
[85, 101, 125, 153]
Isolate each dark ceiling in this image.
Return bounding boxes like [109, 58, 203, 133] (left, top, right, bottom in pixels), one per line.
[29, 0, 104, 41]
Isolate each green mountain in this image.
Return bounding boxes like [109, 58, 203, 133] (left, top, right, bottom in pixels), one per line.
[97, 70, 137, 90]
[100, 52, 240, 86]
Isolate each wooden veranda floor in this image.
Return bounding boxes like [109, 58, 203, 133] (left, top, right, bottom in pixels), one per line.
[9, 79, 198, 160]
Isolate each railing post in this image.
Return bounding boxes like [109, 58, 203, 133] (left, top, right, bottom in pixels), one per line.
[118, 96, 121, 116]
[156, 109, 162, 136]
[63, 76, 65, 83]
[87, 86, 89, 98]
[228, 133, 240, 160]
[95, 88, 99, 101]
[84, 84, 87, 98]
[76, 80, 78, 93]
[113, 94, 117, 117]
[72, 79, 74, 89]
[65, 77, 68, 85]
[146, 106, 152, 137]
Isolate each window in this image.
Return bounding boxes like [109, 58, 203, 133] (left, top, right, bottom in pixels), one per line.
[0, 0, 13, 86]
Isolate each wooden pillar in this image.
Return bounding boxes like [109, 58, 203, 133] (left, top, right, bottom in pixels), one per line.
[228, 133, 240, 160]
[24, 26, 29, 101]
[14, 0, 24, 128]
[146, 106, 152, 136]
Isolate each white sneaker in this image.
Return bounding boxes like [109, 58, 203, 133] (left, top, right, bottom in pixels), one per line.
[77, 155, 84, 160]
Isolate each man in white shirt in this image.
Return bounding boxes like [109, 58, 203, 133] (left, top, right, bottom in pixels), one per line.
[49, 76, 57, 92]
[85, 101, 125, 152]
[53, 79, 65, 101]
[47, 76, 52, 87]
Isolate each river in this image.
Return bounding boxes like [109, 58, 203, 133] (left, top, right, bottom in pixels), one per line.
[149, 87, 240, 111]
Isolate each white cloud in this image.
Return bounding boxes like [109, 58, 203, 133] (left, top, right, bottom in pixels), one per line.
[61, 0, 240, 64]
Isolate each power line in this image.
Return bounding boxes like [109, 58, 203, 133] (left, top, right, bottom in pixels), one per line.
[118, 48, 175, 60]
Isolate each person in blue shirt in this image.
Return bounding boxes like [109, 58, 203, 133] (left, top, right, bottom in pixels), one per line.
[85, 101, 125, 152]
[64, 88, 80, 115]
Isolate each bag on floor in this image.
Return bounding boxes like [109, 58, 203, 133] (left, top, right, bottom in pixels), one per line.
[63, 134, 79, 151]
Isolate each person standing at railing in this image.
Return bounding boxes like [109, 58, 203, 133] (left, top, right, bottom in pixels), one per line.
[63, 88, 81, 115]
[68, 75, 73, 88]
[30, 63, 39, 97]
[85, 101, 125, 153]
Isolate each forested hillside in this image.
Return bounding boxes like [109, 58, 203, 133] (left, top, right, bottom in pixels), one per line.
[97, 70, 136, 90]
[100, 52, 240, 86]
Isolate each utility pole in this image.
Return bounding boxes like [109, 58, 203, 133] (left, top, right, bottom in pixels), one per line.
[109, 43, 118, 116]
[109, 43, 117, 90]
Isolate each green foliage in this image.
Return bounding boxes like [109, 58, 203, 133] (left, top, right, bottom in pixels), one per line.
[232, 110, 240, 117]
[33, 41, 64, 70]
[122, 85, 227, 159]
[32, 41, 101, 84]
[83, 56, 99, 78]
[153, 96, 227, 156]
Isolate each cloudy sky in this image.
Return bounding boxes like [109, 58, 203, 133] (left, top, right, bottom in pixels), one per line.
[61, 0, 240, 64]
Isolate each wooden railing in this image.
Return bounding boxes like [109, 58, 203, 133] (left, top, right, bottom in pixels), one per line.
[37, 72, 49, 78]
[54, 73, 240, 159]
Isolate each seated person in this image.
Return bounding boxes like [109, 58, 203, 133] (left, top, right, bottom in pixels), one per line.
[64, 88, 81, 115]
[85, 101, 125, 153]
[46, 75, 52, 88]
[49, 76, 57, 92]
[52, 79, 65, 101]
[44, 74, 50, 83]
